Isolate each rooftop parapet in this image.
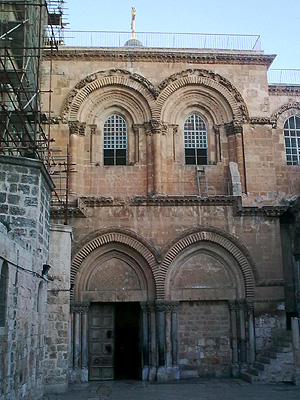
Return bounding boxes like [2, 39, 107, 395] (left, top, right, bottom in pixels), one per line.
[268, 69, 300, 85]
[63, 30, 261, 51]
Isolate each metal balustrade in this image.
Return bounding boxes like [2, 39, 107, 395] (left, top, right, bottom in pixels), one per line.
[62, 30, 261, 51]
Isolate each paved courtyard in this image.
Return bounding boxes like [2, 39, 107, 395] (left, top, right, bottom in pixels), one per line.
[42, 379, 300, 400]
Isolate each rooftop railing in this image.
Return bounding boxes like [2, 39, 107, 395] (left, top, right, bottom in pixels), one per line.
[62, 31, 261, 51]
[268, 69, 300, 85]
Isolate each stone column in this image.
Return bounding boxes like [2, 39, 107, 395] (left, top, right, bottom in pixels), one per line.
[213, 125, 221, 163]
[144, 123, 154, 195]
[156, 302, 179, 382]
[68, 120, 86, 198]
[89, 124, 97, 164]
[68, 124, 78, 199]
[291, 317, 300, 386]
[148, 304, 157, 381]
[141, 303, 150, 381]
[246, 299, 255, 365]
[70, 303, 89, 382]
[81, 310, 89, 381]
[234, 130, 245, 192]
[237, 299, 247, 370]
[229, 300, 239, 377]
[151, 120, 162, 194]
[132, 124, 140, 164]
[150, 120, 167, 194]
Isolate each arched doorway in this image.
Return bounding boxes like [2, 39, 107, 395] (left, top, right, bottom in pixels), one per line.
[69, 234, 157, 382]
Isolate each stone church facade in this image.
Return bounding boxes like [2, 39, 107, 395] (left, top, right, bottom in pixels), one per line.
[40, 43, 300, 388]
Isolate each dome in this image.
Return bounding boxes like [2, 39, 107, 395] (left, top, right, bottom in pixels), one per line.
[124, 38, 143, 47]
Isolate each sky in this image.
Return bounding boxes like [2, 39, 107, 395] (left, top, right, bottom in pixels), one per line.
[64, 0, 300, 70]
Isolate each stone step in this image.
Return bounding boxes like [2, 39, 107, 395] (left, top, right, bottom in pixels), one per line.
[254, 361, 265, 371]
[269, 345, 292, 354]
[257, 356, 271, 364]
[248, 367, 260, 376]
[240, 372, 259, 384]
[263, 350, 278, 359]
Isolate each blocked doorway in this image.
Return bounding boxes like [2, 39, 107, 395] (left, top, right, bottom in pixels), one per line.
[88, 302, 141, 380]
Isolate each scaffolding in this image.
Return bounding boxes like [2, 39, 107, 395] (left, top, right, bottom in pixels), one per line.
[0, 0, 70, 221]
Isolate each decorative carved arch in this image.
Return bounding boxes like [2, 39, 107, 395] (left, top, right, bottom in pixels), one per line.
[271, 102, 300, 128]
[71, 230, 160, 298]
[156, 69, 249, 122]
[159, 227, 257, 300]
[61, 69, 157, 123]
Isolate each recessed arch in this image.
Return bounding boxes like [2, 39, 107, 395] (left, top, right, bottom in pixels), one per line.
[159, 227, 257, 300]
[156, 69, 249, 123]
[71, 230, 160, 300]
[271, 102, 300, 128]
[61, 69, 156, 123]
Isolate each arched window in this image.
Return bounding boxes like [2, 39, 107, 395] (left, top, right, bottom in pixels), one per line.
[0, 261, 8, 327]
[103, 115, 127, 165]
[284, 115, 300, 165]
[184, 114, 208, 165]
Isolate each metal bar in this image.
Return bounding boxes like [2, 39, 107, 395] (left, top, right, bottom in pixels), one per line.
[0, 19, 28, 40]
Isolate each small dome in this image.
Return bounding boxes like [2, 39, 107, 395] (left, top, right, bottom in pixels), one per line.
[124, 38, 143, 47]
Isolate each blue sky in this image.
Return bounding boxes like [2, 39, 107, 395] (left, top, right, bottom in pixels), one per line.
[65, 0, 299, 70]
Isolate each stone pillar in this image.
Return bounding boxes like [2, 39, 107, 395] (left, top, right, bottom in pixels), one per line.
[68, 120, 86, 198]
[89, 124, 97, 164]
[144, 123, 154, 195]
[70, 303, 89, 382]
[291, 317, 300, 386]
[81, 311, 89, 381]
[148, 120, 167, 194]
[229, 300, 239, 377]
[247, 300, 256, 365]
[132, 124, 140, 164]
[237, 300, 247, 370]
[151, 120, 163, 194]
[156, 302, 179, 382]
[45, 224, 72, 394]
[68, 121, 79, 199]
[235, 130, 245, 192]
[213, 125, 221, 163]
[148, 304, 157, 381]
[141, 303, 150, 381]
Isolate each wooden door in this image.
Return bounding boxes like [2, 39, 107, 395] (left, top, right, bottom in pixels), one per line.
[88, 303, 115, 380]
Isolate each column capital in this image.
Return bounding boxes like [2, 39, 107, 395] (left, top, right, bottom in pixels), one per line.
[89, 124, 97, 134]
[70, 302, 89, 314]
[225, 121, 243, 136]
[68, 120, 87, 136]
[155, 301, 179, 312]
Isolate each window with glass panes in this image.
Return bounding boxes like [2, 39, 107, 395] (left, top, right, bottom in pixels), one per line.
[103, 115, 127, 165]
[184, 114, 208, 165]
[284, 115, 300, 165]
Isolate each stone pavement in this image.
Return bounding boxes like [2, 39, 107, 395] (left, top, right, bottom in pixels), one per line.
[42, 379, 300, 400]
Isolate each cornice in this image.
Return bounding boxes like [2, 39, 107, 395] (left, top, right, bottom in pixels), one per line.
[45, 48, 275, 66]
[50, 195, 290, 218]
[268, 85, 300, 96]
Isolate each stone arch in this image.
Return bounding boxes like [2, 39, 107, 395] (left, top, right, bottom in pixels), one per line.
[156, 69, 249, 122]
[159, 227, 257, 300]
[271, 102, 300, 128]
[71, 230, 160, 300]
[61, 69, 157, 123]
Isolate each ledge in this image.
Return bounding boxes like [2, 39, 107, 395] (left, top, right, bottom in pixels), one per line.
[45, 47, 276, 66]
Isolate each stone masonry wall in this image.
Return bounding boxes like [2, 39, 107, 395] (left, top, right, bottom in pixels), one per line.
[0, 156, 53, 400]
[178, 301, 231, 378]
[44, 224, 72, 394]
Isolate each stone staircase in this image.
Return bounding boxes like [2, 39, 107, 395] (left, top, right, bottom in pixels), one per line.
[241, 330, 294, 383]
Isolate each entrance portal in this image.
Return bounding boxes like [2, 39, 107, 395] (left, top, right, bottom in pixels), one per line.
[115, 303, 140, 379]
[88, 302, 140, 381]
